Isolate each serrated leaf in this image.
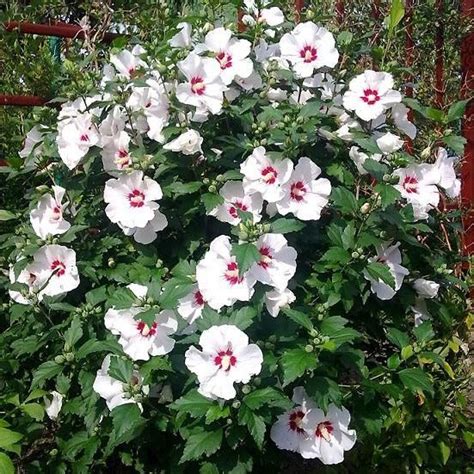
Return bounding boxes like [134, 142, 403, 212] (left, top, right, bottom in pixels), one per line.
[365, 262, 396, 289]
[283, 308, 313, 331]
[110, 404, 146, 447]
[232, 243, 260, 275]
[205, 405, 230, 424]
[85, 286, 108, 306]
[238, 404, 266, 448]
[386, 327, 410, 349]
[331, 187, 358, 214]
[363, 158, 388, 180]
[107, 287, 137, 309]
[413, 321, 434, 343]
[31, 361, 63, 388]
[196, 306, 221, 332]
[281, 348, 317, 386]
[374, 183, 401, 208]
[388, 0, 405, 33]
[0, 453, 14, 474]
[243, 387, 290, 410]
[228, 306, 257, 330]
[21, 403, 44, 421]
[64, 316, 83, 348]
[202, 193, 224, 213]
[0, 210, 17, 221]
[170, 390, 215, 418]
[180, 429, 223, 463]
[270, 217, 305, 234]
[0, 428, 23, 449]
[321, 247, 351, 264]
[133, 307, 157, 326]
[108, 356, 133, 384]
[305, 376, 342, 412]
[398, 367, 434, 396]
[447, 99, 469, 122]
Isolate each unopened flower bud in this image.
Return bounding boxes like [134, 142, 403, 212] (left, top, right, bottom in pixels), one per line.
[360, 202, 371, 214]
[242, 385, 251, 394]
[351, 251, 360, 259]
[232, 400, 241, 409]
[421, 146, 431, 159]
[54, 355, 65, 364]
[305, 344, 314, 352]
[107, 257, 115, 268]
[208, 185, 217, 193]
[65, 352, 74, 362]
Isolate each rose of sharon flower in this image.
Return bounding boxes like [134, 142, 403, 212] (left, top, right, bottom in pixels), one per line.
[105, 305, 178, 361]
[265, 288, 296, 317]
[342, 70, 401, 121]
[104, 171, 167, 244]
[196, 235, 256, 310]
[393, 164, 440, 221]
[177, 284, 206, 325]
[163, 129, 203, 155]
[176, 53, 227, 115]
[9, 262, 39, 305]
[349, 146, 382, 175]
[185, 325, 263, 400]
[271, 387, 356, 464]
[101, 131, 132, 175]
[169, 22, 192, 49]
[93, 355, 149, 412]
[433, 147, 460, 198]
[276, 157, 331, 221]
[279, 22, 339, 78]
[44, 391, 64, 421]
[364, 241, 409, 300]
[27, 245, 80, 298]
[243, 0, 284, 27]
[375, 132, 404, 154]
[56, 113, 100, 170]
[250, 233, 297, 291]
[30, 186, 71, 239]
[209, 181, 263, 226]
[413, 278, 440, 299]
[110, 45, 147, 79]
[240, 146, 293, 202]
[302, 404, 357, 464]
[199, 27, 253, 86]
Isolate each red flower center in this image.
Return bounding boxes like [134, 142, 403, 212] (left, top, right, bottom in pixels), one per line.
[315, 421, 334, 441]
[288, 410, 306, 433]
[258, 246, 273, 269]
[137, 321, 157, 337]
[290, 181, 307, 201]
[194, 290, 205, 306]
[51, 205, 62, 221]
[224, 261, 242, 285]
[228, 201, 248, 219]
[214, 348, 237, 371]
[261, 166, 278, 184]
[50, 259, 66, 277]
[116, 149, 130, 168]
[300, 45, 318, 63]
[80, 133, 89, 142]
[191, 76, 206, 95]
[361, 88, 380, 105]
[402, 175, 418, 193]
[128, 189, 145, 207]
[216, 51, 233, 69]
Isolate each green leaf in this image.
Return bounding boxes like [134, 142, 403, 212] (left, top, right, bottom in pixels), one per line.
[243, 387, 291, 410]
[107, 287, 137, 309]
[270, 217, 305, 234]
[281, 348, 317, 386]
[64, 316, 83, 348]
[282, 308, 313, 331]
[386, 327, 410, 349]
[443, 134, 466, 155]
[228, 306, 257, 330]
[447, 99, 469, 122]
[353, 137, 382, 154]
[398, 367, 434, 396]
[413, 321, 434, 343]
[76, 338, 122, 359]
[321, 247, 351, 264]
[108, 356, 133, 384]
[320, 316, 348, 334]
[202, 193, 224, 213]
[438, 440, 451, 465]
[0, 210, 17, 221]
[374, 183, 401, 209]
[0, 453, 14, 474]
[365, 262, 396, 289]
[110, 404, 146, 447]
[31, 361, 63, 388]
[341, 223, 356, 250]
[85, 286, 108, 306]
[363, 158, 388, 181]
[180, 429, 223, 463]
[232, 243, 260, 275]
[133, 307, 157, 327]
[305, 376, 342, 412]
[0, 427, 23, 449]
[170, 389, 215, 418]
[331, 187, 358, 214]
[238, 404, 266, 448]
[205, 405, 230, 424]
[166, 181, 202, 197]
[21, 403, 44, 421]
[388, 0, 405, 33]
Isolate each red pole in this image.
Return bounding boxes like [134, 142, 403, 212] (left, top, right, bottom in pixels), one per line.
[336, 1, 345, 25]
[0, 95, 53, 107]
[4, 21, 122, 43]
[435, 0, 445, 108]
[295, 0, 305, 23]
[404, 0, 414, 154]
[461, 0, 474, 256]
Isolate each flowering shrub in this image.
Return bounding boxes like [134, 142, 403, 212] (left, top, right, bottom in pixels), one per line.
[0, 5, 472, 473]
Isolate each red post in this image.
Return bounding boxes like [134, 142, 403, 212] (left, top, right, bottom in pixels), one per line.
[0, 95, 52, 107]
[404, 0, 414, 154]
[435, 0, 445, 108]
[461, 0, 474, 255]
[295, 0, 305, 23]
[4, 21, 122, 43]
[336, 1, 345, 25]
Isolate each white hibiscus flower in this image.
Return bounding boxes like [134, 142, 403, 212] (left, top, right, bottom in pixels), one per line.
[275, 157, 331, 221]
[163, 129, 203, 155]
[196, 235, 256, 310]
[279, 22, 339, 78]
[110, 45, 147, 79]
[342, 70, 402, 121]
[208, 181, 263, 226]
[265, 288, 296, 317]
[177, 284, 206, 325]
[184, 324, 263, 400]
[30, 186, 71, 240]
[44, 391, 64, 421]
[240, 146, 293, 202]
[100, 131, 132, 175]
